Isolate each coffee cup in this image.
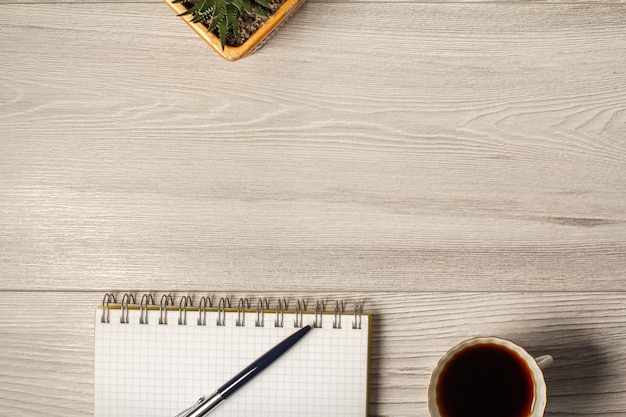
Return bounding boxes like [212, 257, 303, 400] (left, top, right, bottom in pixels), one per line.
[427, 337, 553, 417]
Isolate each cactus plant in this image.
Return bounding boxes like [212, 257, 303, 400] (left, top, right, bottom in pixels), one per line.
[173, 0, 277, 49]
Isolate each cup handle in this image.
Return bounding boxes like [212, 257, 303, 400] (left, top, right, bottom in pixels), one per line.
[535, 355, 553, 369]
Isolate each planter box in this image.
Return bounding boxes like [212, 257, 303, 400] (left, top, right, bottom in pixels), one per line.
[164, 0, 306, 61]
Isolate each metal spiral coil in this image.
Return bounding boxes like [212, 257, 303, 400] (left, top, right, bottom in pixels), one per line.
[120, 293, 136, 324]
[178, 296, 193, 325]
[139, 294, 154, 324]
[101, 293, 116, 323]
[99, 293, 365, 330]
[255, 298, 269, 327]
[159, 294, 174, 325]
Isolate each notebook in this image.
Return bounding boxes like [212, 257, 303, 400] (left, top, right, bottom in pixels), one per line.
[94, 294, 370, 417]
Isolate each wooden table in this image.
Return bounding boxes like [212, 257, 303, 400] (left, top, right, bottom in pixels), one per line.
[1, 0, 625, 415]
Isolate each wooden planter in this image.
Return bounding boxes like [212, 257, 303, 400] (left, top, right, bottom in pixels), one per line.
[164, 0, 306, 61]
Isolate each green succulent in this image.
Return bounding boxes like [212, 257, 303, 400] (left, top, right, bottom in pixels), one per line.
[174, 0, 271, 49]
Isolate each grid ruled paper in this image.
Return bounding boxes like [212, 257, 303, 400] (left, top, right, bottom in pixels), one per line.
[94, 307, 369, 417]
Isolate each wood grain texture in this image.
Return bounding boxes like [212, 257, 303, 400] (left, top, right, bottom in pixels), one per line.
[2, 1, 625, 416]
[1, 291, 625, 416]
[1, 2, 625, 292]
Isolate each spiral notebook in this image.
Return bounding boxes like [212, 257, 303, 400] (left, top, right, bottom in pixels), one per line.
[94, 294, 370, 417]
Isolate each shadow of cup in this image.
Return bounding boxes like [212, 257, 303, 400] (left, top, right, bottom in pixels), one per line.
[524, 329, 613, 416]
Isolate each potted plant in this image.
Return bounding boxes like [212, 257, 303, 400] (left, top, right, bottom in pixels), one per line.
[164, 0, 306, 61]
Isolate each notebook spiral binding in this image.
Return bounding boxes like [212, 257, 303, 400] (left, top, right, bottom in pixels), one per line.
[101, 293, 365, 330]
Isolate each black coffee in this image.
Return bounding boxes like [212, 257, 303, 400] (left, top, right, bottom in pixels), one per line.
[436, 343, 535, 417]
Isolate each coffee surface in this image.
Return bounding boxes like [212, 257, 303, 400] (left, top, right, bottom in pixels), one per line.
[436, 343, 534, 417]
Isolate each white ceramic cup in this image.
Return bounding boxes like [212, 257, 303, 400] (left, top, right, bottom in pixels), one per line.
[427, 337, 553, 417]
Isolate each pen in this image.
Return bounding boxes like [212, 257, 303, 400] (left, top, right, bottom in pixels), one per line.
[175, 324, 313, 417]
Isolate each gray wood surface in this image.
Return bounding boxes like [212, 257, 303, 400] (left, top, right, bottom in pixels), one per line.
[1, 0, 625, 415]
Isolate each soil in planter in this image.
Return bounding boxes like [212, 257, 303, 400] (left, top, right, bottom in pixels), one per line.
[182, 0, 286, 47]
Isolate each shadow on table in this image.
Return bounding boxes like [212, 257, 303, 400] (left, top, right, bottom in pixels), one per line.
[526, 327, 616, 416]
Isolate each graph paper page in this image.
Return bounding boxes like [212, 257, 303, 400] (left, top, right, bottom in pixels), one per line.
[94, 307, 369, 417]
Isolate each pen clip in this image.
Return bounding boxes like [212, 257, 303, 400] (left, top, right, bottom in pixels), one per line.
[174, 392, 225, 417]
[174, 396, 206, 417]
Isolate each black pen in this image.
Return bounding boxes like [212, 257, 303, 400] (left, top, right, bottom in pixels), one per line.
[175, 324, 313, 417]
